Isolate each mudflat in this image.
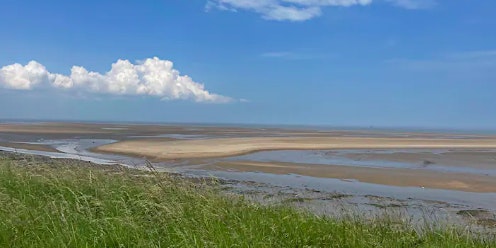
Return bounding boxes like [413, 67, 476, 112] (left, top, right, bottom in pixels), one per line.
[94, 136, 496, 160]
[205, 160, 496, 193]
[2, 122, 496, 193]
[339, 150, 496, 170]
[0, 142, 59, 153]
[0, 122, 108, 134]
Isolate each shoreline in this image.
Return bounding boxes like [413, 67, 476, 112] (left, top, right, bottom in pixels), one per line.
[2, 144, 496, 232]
[2, 122, 496, 201]
[2, 150, 496, 231]
[2, 152, 494, 246]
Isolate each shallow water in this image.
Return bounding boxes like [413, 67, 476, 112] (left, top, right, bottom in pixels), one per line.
[1, 135, 496, 221]
[0, 145, 117, 165]
[2, 139, 146, 166]
[182, 169, 496, 211]
[225, 149, 496, 176]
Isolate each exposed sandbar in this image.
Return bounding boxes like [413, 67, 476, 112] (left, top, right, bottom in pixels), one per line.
[94, 137, 496, 160]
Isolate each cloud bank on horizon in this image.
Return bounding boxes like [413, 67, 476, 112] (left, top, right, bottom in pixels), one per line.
[206, 0, 436, 21]
[0, 57, 232, 103]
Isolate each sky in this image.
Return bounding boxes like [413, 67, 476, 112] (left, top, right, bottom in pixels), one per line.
[0, 0, 495, 129]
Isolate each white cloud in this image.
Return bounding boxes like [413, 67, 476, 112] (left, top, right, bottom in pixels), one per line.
[386, 0, 436, 9]
[207, 0, 433, 21]
[0, 57, 233, 103]
[264, 5, 322, 21]
[207, 0, 371, 21]
[0, 61, 51, 90]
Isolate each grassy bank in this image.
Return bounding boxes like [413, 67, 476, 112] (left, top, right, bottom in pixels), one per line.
[0, 154, 494, 247]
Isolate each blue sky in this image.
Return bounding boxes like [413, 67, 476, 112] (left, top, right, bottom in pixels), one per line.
[0, 0, 495, 129]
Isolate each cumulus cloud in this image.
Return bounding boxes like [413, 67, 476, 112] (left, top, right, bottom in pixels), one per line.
[206, 0, 433, 21]
[0, 61, 51, 90]
[0, 57, 232, 103]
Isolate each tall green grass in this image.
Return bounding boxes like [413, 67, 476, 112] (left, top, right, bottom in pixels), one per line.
[0, 155, 494, 247]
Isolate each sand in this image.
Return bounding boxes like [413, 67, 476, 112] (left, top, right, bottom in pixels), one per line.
[0, 122, 109, 134]
[339, 150, 496, 170]
[204, 161, 496, 193]
[0, 142, 60, 153]
[3, 122, 496, 193]
[93, 136, 496, 192]
[94, 136, 496, 160]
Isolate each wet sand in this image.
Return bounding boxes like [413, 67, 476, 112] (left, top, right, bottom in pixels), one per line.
[0, 122, 312, 136]
[0, 142, 59, 152]
[339, 150, 496, 170]
[205, 160, 496, 193]
[94, 136, 496, 160]
[2, 121, 496, 193]
[2, 121, 496, 230]
[0, 122, 108, 134]
[1, 122, 490, 139]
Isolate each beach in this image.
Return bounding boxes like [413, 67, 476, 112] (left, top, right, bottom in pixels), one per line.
[2, 122, 496, 192]
[1, 121, 496, 228]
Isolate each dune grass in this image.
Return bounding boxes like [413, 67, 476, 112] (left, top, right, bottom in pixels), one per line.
[0, 154, 494, 247]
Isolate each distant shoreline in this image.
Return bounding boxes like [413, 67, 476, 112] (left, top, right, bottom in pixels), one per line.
[1, 119, 496, 135]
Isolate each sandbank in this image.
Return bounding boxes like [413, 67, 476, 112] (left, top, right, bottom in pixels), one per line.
[94, 137, 496, 160]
